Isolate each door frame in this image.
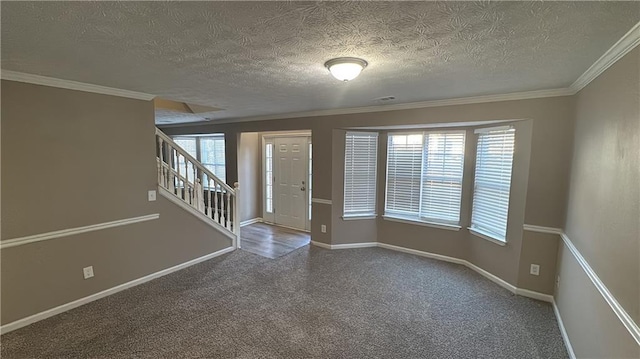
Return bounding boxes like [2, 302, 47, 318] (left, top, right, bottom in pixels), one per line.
[262, 132, 311, 231]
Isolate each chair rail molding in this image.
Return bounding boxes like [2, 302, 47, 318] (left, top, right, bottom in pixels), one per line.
[522, 224, 563, 235]
[0, 214, 160, 249]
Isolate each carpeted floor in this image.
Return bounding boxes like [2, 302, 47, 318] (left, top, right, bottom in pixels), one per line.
[1, 246, 568, 358]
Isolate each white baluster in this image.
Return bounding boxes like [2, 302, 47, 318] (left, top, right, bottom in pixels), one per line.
[214, 180, 219, 223]
[192, 165, 198, 208]
[233, 182, 240, 248]
[157, 136, 165, 187]
[176, 150, 183, 198]
[207, 176, 212, 218]
[185, 158, 191, 203]
[168, 146, 175, 193]
[226, 189, 231, 230]
[195, 178, 205, 212]
[221, 188, 226, 226]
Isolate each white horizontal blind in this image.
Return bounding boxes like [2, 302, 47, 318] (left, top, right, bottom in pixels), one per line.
[344, 132, 378, 216]
[173, 135, 226, 187]
[386, 134, 424, 216]
[200, 135, 226, 183]
[471, 128, 516, 241]
[173, 137, 197, 181]
[421, 132, 465, 224]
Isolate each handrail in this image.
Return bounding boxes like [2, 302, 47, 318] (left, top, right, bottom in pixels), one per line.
[155, 128, 240, 247]
[155, 129, 234, 193]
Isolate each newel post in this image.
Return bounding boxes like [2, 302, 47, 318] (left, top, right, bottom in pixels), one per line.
[233, 182, 241, 249]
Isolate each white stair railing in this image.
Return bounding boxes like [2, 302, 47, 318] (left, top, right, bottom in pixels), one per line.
[155, 128, 240, 246]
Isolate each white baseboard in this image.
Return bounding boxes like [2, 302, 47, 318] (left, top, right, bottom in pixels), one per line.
[310, 241, 377, 250]
[310, 240, 332, 249]
[329, 242, 378, 250]
[262, 221, 310, 233]
[240, 217, 263, 227]
[515, 288, 554, 303]
[464, 260, 518, 294]
[0, 246, 235, 335]
[553, 299, 577, 359]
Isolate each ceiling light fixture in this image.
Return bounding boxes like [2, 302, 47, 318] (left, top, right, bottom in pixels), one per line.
[324, 57, 368, 82]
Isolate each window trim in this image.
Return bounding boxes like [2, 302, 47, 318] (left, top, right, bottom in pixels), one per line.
[468, 227, 507, 246]
[342, 214, 378, 221]
[383, 214, 461, 231]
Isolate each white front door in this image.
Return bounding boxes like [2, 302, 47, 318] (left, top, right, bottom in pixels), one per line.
[273, 137, 308, 230]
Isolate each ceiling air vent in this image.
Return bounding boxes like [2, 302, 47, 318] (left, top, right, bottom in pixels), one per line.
[375, 96, 396, 104]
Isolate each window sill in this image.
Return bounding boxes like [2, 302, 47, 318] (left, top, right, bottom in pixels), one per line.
[468, 227, 506, 246]
[382, 215, 461, 231]
[342, 214, 377, 221]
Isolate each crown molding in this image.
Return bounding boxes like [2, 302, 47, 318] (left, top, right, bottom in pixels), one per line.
[570, 21, 640, 93]
[167, 87, 573, 127]
[1, 70, 155, 101]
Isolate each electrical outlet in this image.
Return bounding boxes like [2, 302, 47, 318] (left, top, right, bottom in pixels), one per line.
[83, 266, 94, 279]
[148, 190, 157, 201]
[321, 224, 327, 233]
[530, 264, 540, 276]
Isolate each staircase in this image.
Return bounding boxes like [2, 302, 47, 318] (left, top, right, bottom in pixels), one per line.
[155, 128, 240, 248]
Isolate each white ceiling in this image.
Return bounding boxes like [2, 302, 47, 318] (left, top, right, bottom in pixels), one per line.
[2, 1, 639, 124]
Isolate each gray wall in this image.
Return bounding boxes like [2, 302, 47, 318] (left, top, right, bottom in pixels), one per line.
[238, 132, 261, 222]
[1, 80, 232, 325]
[163, 95, 575, 293]
[556, 47, 639, 357]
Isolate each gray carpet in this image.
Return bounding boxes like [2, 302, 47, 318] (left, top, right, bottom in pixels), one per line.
[1, 246, 568, 358]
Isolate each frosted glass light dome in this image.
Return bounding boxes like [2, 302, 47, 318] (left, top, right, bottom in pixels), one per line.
[324, 57, 368, 81]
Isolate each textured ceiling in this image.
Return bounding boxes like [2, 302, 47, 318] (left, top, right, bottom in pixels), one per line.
[2, 1, 639, 124]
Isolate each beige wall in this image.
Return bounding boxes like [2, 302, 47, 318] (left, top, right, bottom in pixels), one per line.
[564, 47, 639, 322]
[238, 132, 261, 222]
[1, 80, 232, 325]
[164, 96, 574, 292]
[556, 47, 639, 357]
[2, 81, 156, 239]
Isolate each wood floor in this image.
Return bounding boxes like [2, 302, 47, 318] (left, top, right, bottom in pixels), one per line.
[240, 222, 310, 259]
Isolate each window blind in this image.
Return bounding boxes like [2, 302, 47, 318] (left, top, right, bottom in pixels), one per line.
[173, 137, 197, 181]
[200, 135, 226, 183]
[344, 132, 378, 216]
[172, 135, 226, 186]
[385, 134, 423, 216]
[470, 128, 516, 241]
[420, 132, 465, 224]
[385, 132, 465, 225]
